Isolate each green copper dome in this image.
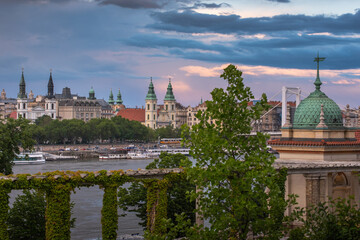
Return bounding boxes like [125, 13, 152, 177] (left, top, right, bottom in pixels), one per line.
[116, 89, 123, 104]
[292, 54, 343, 129]
[145, 78, 157, 100]
[164, 79, 175, 101]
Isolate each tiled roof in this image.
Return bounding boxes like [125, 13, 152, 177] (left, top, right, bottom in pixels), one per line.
[117, 108, 145, 122]
[269, 138, 360, 147]
[9, 111, 17, 119]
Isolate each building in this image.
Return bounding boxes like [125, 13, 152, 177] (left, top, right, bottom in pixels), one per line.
[0, 89, 17, 119]
[269, 55, 360, 212]
[16, 69, 57, 121]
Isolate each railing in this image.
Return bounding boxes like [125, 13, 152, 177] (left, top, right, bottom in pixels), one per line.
[0, 168, 183, 240]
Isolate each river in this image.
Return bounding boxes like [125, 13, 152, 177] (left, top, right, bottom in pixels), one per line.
[12, 158, 154, 240]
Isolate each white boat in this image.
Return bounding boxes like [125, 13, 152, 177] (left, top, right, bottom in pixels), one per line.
[99, 153, 127, 160]
[127, 151, 151, 159]
[15, 152, 46, 165]
[146, 148, 190, 157]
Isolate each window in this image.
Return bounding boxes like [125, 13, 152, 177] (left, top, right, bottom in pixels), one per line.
[147, 104, 150, 110]
[166, 105, 168, 110]
[46, 104, 48, 110]
[23, 103, 26, 109]
[147, 114, 150, 120]
[172, 105, 174, 111]
[153, 114, 156, 120]
[147, 124, 149, 127]
[91, 113, 94, 118]
[51, 103, 54, 110]
[154, 124, 156, 129]
[153, 104, 156, 110]
[52, 113, 54, 118]
[189, 113, 191, 116]
[172, 115, 174, 120]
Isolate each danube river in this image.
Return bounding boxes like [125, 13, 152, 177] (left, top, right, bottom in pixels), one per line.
[12, 158, 154, 240]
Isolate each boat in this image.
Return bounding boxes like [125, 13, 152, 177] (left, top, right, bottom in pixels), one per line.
[146, 148, 190, 157]
[15, 152, 46, 165]
[99, 153, 128, 160]
[127, 151, 151, 159]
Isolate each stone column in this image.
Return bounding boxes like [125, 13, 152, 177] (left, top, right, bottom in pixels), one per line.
[195, 185, 204, 226]
[45, 184, 72, 240]
[0, 188, 10, 240]
[145, 179, 168, 235]
[101, 185, 118, 240]
[304, 173, 327, 208]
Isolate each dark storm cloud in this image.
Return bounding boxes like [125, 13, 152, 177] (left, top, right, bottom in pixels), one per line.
[191, 2, 231, 9]
[0, 0, 72, 4]
[98, 0, 165, 9]
[149, 9, 360, 35]
[266, 0, 290, 3]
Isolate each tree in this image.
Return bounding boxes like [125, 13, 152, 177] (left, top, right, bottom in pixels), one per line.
[288, 197, 360, 240]
[0, 118, 35, 175]
[118, 152, 195, 237]
[7, 190, 76, 240]
[182, 64, 287, 239]
[7, 190, 46, 240]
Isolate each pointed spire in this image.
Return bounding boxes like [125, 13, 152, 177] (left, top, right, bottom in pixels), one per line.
[314, 52, 326, 91]
[47, 69, 54, 98]
[29, 90, 34, 100]
[116, 88, 123, 104]
[89, 86, 96, 100]
[316, 104, 328, 129]
[1, 89, 6, 100]
[164, 78, 175, 101]
[200, 97, 203, 105]
[108, 89, 114, 105]
[18, 68, 27, 99]
[146, 77, 157, 100]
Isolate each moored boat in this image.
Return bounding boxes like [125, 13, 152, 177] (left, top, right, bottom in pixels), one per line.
[15, 152, 46, 165]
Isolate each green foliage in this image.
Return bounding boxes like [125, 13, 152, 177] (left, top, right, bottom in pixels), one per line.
[0, 118, 35, 175]
[182, 64, 287, 239]
[7, 190, 46, 240]
[289, 197, 360, 240]
[0, 188, 10, 240]
[102, 185, 118, 240]
[118, 153, 195, 238]
[29, 116, 156, 144]
[154, 125, 181, 139]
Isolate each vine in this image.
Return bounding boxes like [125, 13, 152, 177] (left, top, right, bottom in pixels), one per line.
[0, 169, 134, 240]
[144, 179, 169, 236]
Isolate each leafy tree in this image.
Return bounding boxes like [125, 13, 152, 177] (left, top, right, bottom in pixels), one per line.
[118, 152, 195, 236]
[34, 115, 52, 127]
[155, 125, 181, 139]
[289, 197, 360, 240]
[0, 118, 35, 174]
[7, 190, 76, 240]
[182, 64, 287, 239]
[7, 190, 46, 240]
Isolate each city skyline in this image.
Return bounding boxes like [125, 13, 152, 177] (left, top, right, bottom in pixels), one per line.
[0, 0, 359, 109]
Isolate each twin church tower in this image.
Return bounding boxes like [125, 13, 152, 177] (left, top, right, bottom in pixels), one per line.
[145, 78, 177, 129]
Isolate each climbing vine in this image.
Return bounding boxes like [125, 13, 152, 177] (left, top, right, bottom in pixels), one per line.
[144, 179, 169, 236]
[0, 169, 134, 240]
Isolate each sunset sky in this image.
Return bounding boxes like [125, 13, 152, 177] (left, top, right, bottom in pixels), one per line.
[0, 0, 359, 109]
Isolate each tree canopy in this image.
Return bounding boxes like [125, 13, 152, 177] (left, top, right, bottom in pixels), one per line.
[0, 118, 35, 174]
[182, 64, 288, 239]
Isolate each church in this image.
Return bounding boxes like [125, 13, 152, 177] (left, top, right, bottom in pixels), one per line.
[270, 55, 360, 211]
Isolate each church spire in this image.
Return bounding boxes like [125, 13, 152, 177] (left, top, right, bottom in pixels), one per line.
[47, 69, 54, 98]
[164, 78, 175, 101]
[108, 89, 114, 105]
[146, 77, 157, 100]
[314, 52, 325, 91]
[18, 68, 27, 99]
[116, 88, 123, 104]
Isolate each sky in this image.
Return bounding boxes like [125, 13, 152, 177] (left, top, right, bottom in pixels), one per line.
[0, 0, 359, 109]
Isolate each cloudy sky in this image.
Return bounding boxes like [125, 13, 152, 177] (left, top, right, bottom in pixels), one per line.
[0, 0, 359, 109]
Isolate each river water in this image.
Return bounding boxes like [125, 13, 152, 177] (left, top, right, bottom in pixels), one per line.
[12, 158, 154, 240]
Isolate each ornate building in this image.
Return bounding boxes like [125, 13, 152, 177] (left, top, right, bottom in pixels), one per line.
[269, 55, 360, 211]
[16, 69, 57, 121]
